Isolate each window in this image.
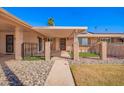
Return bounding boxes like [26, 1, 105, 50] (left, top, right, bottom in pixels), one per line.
[38, 37, 42, 51]
[78, 37, 88, 46]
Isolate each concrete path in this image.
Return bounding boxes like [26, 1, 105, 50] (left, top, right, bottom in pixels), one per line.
[61, 51, 71, 58]
[45, 56, 75, 86]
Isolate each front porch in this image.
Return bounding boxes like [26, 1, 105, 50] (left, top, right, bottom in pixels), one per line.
[0, 9, 45, 60]
[33, 26, 88, 61]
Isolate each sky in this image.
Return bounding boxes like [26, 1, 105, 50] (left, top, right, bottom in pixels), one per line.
[3, 7, 124, 33]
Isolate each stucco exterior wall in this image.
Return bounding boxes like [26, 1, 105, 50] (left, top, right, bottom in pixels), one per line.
[23, 30, 42, 43]
[89, 37, 98, 45]
[66, 38, 73, 51]
[78, 37, 98, 52]
[0, 30, 44, 54]
[23, 30, 45, 54]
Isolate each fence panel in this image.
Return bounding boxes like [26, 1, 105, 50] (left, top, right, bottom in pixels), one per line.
[22, 43, 42, 58]
[107, 43, 124, 58]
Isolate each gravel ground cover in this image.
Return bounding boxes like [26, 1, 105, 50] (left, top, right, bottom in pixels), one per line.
[0, 56, 53, 86]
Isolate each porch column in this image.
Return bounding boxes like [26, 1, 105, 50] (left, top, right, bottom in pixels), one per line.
[73, 30, 79, 61]
[100, 41, 107, 60]
[42, 38, 45, 51]
[45, 41, 51, 61]
[55, 38, 60, 51]
[15, 26, 23, 60]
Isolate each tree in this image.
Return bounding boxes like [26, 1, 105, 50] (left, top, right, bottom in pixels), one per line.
[48, 18, 54, 26]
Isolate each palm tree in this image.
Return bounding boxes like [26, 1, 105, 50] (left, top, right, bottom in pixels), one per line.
[48, 18, 54, 26]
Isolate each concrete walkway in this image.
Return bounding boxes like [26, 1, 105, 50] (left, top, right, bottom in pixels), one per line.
[45, 56, 75, 86]
[61, 51, 71, 58]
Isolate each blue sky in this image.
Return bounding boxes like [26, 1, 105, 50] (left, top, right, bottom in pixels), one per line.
[3, 7, 124, 33]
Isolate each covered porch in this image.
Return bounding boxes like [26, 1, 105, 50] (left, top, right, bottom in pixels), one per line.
[0, 9, 45, 60]
[33, 26, 87, 61]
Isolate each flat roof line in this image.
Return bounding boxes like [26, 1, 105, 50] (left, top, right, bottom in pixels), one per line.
[33, 26, 88, 30]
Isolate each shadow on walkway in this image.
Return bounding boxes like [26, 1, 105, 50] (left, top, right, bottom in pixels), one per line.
[0, 55, 23, 86]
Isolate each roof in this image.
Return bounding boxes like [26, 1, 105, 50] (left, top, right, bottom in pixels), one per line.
[1, 8, 124, 38]
[89, 32, 124, 34]
[0, 8, 32, 29]
[33, 26, 88, 38]
[33, 26, 88, 30]
[78, 33, 124, 38]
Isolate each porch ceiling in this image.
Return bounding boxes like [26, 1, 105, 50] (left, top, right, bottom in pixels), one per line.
[33, 26, 87, 38]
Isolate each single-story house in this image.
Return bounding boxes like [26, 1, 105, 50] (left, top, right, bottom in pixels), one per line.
[78, 32, 124, 52]
[0, 8, 124, 61]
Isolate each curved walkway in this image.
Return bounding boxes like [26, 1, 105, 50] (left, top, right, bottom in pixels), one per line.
[45, 51, 74, 86]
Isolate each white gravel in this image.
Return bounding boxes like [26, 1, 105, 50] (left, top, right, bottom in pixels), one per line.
[0, 60, 53, 86]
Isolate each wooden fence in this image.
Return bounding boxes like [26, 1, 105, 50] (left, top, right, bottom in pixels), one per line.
[107, 43, 124, 58]
[89, 42, 124, 58]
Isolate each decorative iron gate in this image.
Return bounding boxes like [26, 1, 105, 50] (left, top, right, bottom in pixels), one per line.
[21, 43, 38, 58]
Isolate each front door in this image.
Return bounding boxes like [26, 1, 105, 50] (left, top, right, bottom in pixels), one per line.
[6, 35, 14, 53]
[60, 38, 66, 50]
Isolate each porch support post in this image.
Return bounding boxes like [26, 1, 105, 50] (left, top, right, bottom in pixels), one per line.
[45, 41, 51, 61]
[73, 30, 79, 61]
[100, 41, 107, 60]
[55, 38, 60, 51]
[15, 26, 23, 60]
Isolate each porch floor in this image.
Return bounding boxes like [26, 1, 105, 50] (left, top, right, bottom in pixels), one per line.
[51, 51, 71, 59]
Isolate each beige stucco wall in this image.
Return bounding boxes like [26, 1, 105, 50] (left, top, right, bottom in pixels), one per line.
[23, 30, 45, 53]
[78, 37, 97, 52]
[52, 38, 73, 51]
[0, 29, 44, 54]
[66, 38, 73, 51]
[89, 37, 98, 45]
[65, 37, 98, 52]
[23, 30, 41, 43]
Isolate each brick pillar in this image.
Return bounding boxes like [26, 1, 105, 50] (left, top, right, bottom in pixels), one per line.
[100, 41, 107, 60]
[15, 27, 23, 60]
[45, 41, 51, 61]
[73, 30, 79, 61]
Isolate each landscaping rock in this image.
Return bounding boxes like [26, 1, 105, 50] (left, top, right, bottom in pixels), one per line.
[0, 60, 53, 86]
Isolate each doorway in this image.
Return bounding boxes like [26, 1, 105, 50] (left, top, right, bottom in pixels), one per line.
[60, 38, 66, 50]
[6, 35, 14, 53]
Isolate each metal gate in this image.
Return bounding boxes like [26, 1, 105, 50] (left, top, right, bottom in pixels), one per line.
[21, 43, 39, 58]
